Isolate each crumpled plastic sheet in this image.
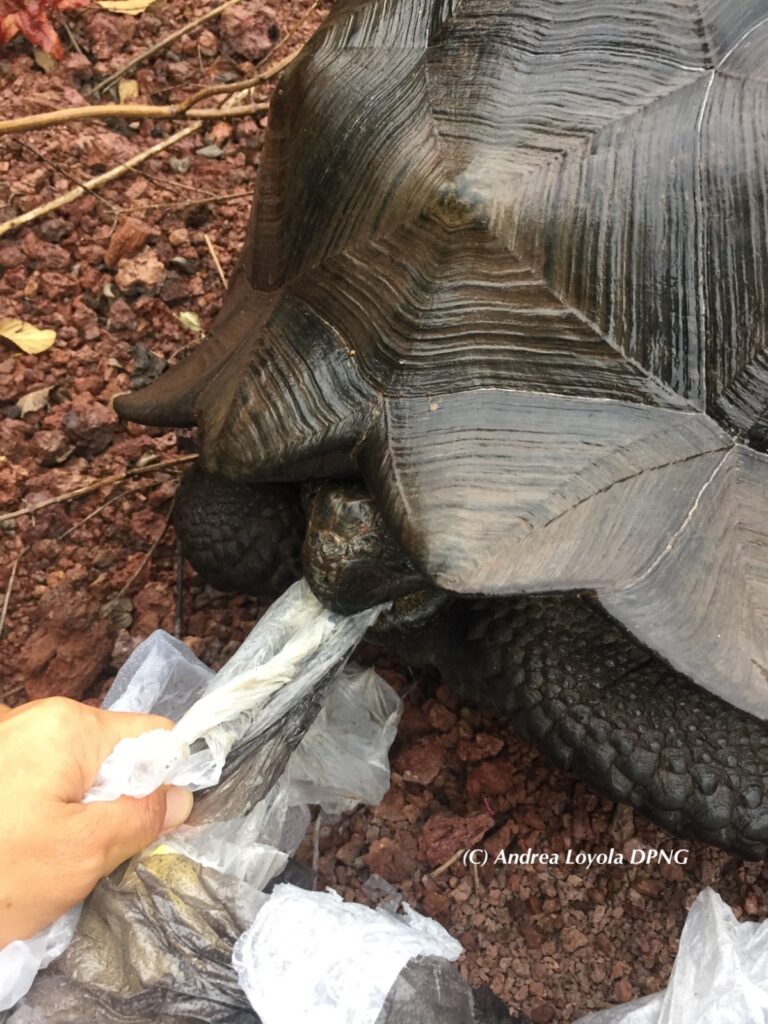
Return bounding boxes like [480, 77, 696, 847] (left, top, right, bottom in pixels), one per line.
[0, 627, 224, 1014]
[378, 956, 529, 1024]
[1, 580, 383, 1017]
[7, 855, 265, 1024]
[233, 886, 525, 1024]
[0, 910, 80, 1014]
[233, 884, 463, 1024]
[87, 579, 381, 802]
[286, 667, 401, 817]
[574, 887, 768, 1024]
[2, 577, 523, 1024]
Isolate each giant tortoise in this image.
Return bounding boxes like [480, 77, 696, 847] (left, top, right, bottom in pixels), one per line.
[117, 0, 768, 859]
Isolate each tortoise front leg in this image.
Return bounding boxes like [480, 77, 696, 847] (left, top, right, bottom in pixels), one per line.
[399, 594, 768, 860]
[173, 466, 305, 597]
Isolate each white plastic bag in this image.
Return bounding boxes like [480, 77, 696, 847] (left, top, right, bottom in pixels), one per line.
[575, 887, 768, 1024]
[87, 580, 380, 800]
[0, 909, 80, 1013]
[5, 577, 505, 1024]
[0, 580, 382, 1013]
[286, 666, 402, 816]
[232, 883, 463, 1024]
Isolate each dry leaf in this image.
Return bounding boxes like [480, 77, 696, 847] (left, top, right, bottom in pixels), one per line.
[0, 317, 56, 354]
[32, 45, 57, 73]
[0, 0, 89, 59]
[178, 310, 203, 334]
[118, 78, 139, 103]
[94, 0, 155, 15]
[17, 385, 53, 416]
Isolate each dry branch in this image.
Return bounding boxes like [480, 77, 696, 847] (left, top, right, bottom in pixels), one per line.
[0, 45, 298, 140]
[91, 0, 244, 96]
[430, 848, 465, 878]
[0, 454, 197, 524]
[0, 8, 309, 235]
[254, 0, 321, 68]
[0, 91, 268, 137]
[91, 0, 318, 100]
[0, 101, 267, 137]
[0, 123, 200, 238]
[55, 489, 137, 542]
[134, 189, 252, 214]
[0, 549, 22, 643]
[0, 684, 26, 704]
[204, 232, 228, 287]
[14, 138, 122, 214]
[0, 73, 264, 238]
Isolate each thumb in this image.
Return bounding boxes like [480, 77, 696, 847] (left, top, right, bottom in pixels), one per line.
[80, 786, 194, 877]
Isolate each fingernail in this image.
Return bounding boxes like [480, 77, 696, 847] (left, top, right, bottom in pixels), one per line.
[162, 786, 194, 831]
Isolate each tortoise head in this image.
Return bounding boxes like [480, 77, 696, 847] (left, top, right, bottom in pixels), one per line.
[117, 0, 768, 722]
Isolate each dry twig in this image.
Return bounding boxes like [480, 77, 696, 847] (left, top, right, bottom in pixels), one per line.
[0, 123, 200, 239]
[138, 170, 221, 199]
[91, 0, 316, 100]
[0, 489, 147, 643]
[0, 549, 22, 643]
[0, 96, 268, 137]
[312, 813, 322, 890]
[430, 848, 465, 878]
[204, 232, 228, 287]
[174, 540, 185, 637]
[471, 859, 481, 894]
[257, 49, 305, 81]
[55, 488, 136, 542]
[254, 0, 321, 68]
[0, 454, 197, 525]
[134, 189, 252, 214]
[0, 6, 311, 236]
[116, 494, 177, 598]
[0, 684, 26, 704]
[15, 139, 122, 215]
[0, 71, 264, 238]
[91, 0, 244, 96]
[1, 48, 297, 139]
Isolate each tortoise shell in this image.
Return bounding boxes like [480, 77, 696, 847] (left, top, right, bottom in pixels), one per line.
[116, 0, 768, 719]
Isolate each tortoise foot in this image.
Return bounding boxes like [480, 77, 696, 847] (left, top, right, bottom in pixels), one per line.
[173, 466, 305, 597]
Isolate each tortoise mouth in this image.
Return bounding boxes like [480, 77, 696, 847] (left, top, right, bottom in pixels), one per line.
[300, 480, 430, 614]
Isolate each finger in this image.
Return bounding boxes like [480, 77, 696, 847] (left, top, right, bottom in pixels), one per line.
[79, 785, 194, 877]
[160, 786, 195, 833]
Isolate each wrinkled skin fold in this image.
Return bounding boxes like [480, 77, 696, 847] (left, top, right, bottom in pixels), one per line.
[173, 468, 768, 861]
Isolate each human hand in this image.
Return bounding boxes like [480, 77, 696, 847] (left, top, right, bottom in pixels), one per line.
[0, 696, 193, 946]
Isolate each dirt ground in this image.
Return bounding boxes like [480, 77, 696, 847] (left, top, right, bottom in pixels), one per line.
[1, 3, 767, 1021]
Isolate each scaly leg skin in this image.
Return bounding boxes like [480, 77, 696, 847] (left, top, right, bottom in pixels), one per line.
[382, 594, 768, 860]
[173, 466, 304, 596]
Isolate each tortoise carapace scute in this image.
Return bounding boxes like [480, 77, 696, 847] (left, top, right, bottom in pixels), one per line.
[116, 0, 768, 720]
